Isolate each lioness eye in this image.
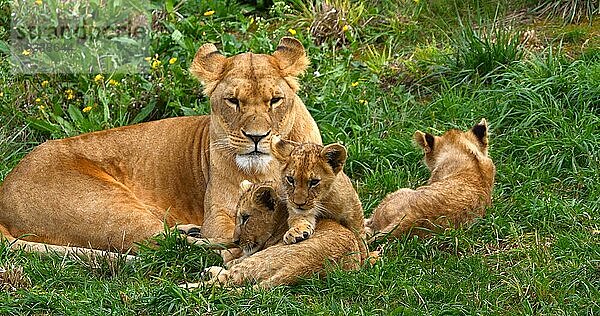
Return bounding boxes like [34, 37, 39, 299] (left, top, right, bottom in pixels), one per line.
[285, 176, 295, 185]
[241, 214, 250, 224]
[225, 97, 240, 107]
[270, 97, 283, 106]
[309, 179, 320, 187]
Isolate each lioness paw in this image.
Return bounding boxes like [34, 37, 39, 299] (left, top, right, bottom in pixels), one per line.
[283, 221, 315, 244]
[176, 224, 203, 237]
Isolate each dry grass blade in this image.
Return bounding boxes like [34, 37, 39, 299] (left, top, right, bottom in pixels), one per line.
[310, 2, 347, 45]
[0, 264, 31, 292]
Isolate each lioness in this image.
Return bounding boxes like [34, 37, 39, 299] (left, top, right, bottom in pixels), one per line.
[187, 181, 365, 289]
[0, 38, 321, 262]
[270, 136, 365, 245]
[364, 119, 496, 241]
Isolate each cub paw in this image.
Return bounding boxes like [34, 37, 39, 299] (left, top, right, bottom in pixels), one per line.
[200, 266, 230, 286]
[225, 257, 245, 269]
[283, 221, 315, 244]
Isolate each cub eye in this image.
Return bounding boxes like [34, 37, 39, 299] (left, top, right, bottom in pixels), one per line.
[285, 176, 295, 185]
[270, 97, 283, 106]
[240, 213, 250, 224]
[309, 179, 320, 187]
[225, 97, 240, 107]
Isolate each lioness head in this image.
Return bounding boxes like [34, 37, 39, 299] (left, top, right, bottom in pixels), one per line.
[190, 37, 309, 174]
[414, 118, 490, 171]
[271, 136, 347, 214]
[233, 180, 282, 256]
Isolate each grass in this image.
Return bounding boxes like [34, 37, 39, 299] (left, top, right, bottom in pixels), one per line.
[1, 0, 599, 314]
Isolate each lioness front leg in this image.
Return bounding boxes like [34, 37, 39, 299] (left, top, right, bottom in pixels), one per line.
[284, 213, 316, 244]
[201, 209, 243, 263]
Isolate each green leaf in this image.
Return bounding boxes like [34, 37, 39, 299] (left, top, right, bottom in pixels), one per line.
[25, 118, 59, 134]
[67, 104, 85, 125]
[132, 101, 156, 124]
[0, 41, 10, 54]
[171, 29, 186, 49]
[165, 0, 174, 14]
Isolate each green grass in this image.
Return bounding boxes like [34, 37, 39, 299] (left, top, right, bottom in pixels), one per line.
[1, 0, 599, 314]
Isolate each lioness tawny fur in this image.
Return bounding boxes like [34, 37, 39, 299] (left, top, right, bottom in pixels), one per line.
[0, 38, 321, 263]
[365, 119, 496, 241]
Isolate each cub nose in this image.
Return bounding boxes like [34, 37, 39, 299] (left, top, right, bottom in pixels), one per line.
[242, 130, 271, 144]
[294, 200, 307, 208]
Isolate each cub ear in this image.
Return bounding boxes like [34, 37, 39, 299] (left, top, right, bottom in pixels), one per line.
[190, 43, 226, 84]
[471, 118, 488, 148]
[272, 37, 309, 77]
[321, 143, 347, 174]
[414, 130, 435, 153]
[253, 185, 276, 211]
[271, 135, 298, 161]
[240, 180, 254, 192]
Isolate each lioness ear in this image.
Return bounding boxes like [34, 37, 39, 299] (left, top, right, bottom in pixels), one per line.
[253, 185, 276, 211]
[321, 143, 347, 174]
[240, 180, 253, 192]
[414, 131, 434, 153]
[272, 37, 309, 77]
[190, 43, 226, 84]
[471, 118, 488, 148]
[271, 135, 298, 161]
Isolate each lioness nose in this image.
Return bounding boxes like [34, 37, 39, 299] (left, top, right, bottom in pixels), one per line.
[233, 239, 240, 246]
[242, 130, 271, 144]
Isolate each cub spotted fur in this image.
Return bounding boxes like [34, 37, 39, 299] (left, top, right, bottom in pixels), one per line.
[271, 136, 365, 245]
[190, 181, 365, 289]
[365, 119, 496, 241]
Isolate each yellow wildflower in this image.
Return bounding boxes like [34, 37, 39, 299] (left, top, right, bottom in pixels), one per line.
[94, 74, 104, 83]
[39, 105, 45, 110]
[169, 57, 177, 65]
[65, 89, 75, 100]
[22, 49, 31, 56]
[0, 92, 3, 97]
[342, 25, 349, 32]
[35, 0, 42, 5]
[41, 80, 49, 87]
[82, 106, 92, 113]
[144, 56, 152, 62]
[203, 10, 215, 16]
[351, 81, 359, 87]
[151, 60, 161, 69]
[35, 98, 41, 102]
[288, 28, 297, 35]
[108, 79, 119, 86]
[359, 99, 368, 105]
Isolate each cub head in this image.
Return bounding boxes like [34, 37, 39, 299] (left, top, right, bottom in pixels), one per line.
[190, 37, 309, 174]
[233, 180, 280, 256]
[271, 135, 347, 214]
[414, 118, 490, 170]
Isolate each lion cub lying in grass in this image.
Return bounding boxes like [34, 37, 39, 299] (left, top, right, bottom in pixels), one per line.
[270, 136, 365, 245]
[186, 181, 365, 289]
[365, 119, 496, 241]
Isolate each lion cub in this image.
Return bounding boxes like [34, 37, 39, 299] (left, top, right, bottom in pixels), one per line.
[192, 181, 364, 289]
[365, 119, 496, 241]
[270, 136, 365, 245]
